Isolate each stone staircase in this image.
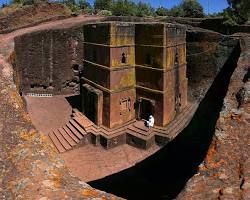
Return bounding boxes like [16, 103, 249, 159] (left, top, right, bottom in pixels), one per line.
[48, 109, 90, 153]
[48, 102, 199, 153]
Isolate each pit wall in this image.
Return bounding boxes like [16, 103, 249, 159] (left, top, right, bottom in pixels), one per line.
[0, 19, 121, 200]
[14, 26, 84, 95]
[186, 29, 239, 101]
[176, 35, 250, 200]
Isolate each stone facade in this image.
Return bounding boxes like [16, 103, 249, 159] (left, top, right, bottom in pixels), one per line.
[135, 23, 188, 126]
[14, 20, 187, 129]
[14, 27, 84, 95]
[81, 22, 188, 128]
[82, 22, 136, 128]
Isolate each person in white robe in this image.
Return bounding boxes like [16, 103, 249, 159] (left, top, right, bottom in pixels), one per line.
[146, 115, 154, 128]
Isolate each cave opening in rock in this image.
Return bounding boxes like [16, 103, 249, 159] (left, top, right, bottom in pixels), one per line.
[88, 42, 241, 200]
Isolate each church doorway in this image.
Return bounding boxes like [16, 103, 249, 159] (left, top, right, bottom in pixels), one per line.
[138, 98, 155, 120]
[82, 84, 103, 125]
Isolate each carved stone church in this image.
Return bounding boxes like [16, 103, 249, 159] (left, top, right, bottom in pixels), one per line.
[15, 21, 188, 150]
[81, 22, 187, 129]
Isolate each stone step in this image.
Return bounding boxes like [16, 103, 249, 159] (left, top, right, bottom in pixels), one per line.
[133, 121, 150, 132]
[98, 124, 126, 137]
[69, 119, 87, 136]
[126, 129, 151, 140]
[48, 132, 66, 153]
[74, 112, 83, 117]
[85, 126, 100, 135]
[63, 125, 80, 143]
[73, 116, 93, 130]
[58, 127, 77, 147]
[66, 122, 84, 140]
[72, 108, 80, 113]
[128, 124, 152, 137]
[54, 130, 71, 150]
[153, 104, 196, 132]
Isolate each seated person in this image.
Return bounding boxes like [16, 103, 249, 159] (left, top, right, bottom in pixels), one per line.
[146, 115, 154, 128]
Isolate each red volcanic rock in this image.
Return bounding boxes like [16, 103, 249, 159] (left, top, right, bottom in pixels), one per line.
[177, 35, 250, 200]
[0, 3, 71, 34]
[0, 16, 121, 200]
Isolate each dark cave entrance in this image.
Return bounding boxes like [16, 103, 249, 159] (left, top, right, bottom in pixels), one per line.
[88, 43, 241, 200]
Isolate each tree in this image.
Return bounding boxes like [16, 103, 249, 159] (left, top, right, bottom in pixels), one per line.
[166, 0, 204, 18]
[64, 0, 76, 6]
[168, 5, 184, 17]
[78, 0, 90, 10]
[111, 0, 137, 16]
[220, 8, 237, 26]
[94, 0, 112, 11]
[136, 1, 154, 17]
[97, 9, 112, 16]
[155, 6, 168, 16]
[181, 0, 204, 18]
[226, 0, 250, 24]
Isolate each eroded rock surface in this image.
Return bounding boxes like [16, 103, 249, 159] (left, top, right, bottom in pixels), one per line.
[177, 35, 250, 200]
[0, 16, 121, 200]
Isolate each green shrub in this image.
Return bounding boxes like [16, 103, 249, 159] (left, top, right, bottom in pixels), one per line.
[97, 9, 112, 16]
[135, 1, 154, 17]
[181, 0, 204, 18]
[226, 0, 250, 24]
[167, 0, 204, 18]
[111, 0, 137, 16]
[156, 6, 168, 16]
[68, 3, 81, 16]
[94, 0, 112, 11]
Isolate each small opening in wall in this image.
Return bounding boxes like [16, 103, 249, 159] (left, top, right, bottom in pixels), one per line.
[175, 49, 179, 65]
[122, 53, 126, 63]
[131, 138, 136, 145]
[31, 84, 35, 89]
[49, 83, 52, 87]
[146, 54, 153, 65]
[179, 94, 182, 107]
[73, 64, 79, 71]
[43, 85, 47, 89]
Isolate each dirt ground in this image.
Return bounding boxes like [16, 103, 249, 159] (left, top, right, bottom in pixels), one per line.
[24, 95, 72, 134]
[24, 95, 161, 182]
[60, 143, 160, 182]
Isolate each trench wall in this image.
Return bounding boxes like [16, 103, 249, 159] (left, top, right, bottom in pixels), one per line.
[15, 26, 84, 95]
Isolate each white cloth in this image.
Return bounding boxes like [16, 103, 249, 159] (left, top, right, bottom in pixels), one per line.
[146, 115, 154, 128]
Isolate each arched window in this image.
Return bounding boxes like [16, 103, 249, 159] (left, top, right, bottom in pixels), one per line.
[122, 53, 126, 63]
